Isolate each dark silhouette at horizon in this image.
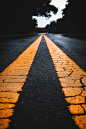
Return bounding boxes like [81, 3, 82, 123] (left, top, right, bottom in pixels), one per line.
[45, 0, 86, 35]
[0, 0, 57, 35]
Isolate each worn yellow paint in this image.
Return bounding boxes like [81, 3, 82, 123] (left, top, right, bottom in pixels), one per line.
[0, 34, 43, 129]
[0, 119, 11, 129]
[0, 34, 86, 129]
[44, 34, 86, 129]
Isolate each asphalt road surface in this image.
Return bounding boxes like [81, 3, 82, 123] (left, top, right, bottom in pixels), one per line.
[0, 33, 86, 129]
[46, 33, 86, 72]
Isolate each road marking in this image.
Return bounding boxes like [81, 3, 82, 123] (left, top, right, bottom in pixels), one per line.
[44, 34, 86, 129]
[0, 35, 43, 129]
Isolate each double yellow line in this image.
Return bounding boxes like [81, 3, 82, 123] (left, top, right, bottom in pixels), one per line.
[0, 34, 86, 129]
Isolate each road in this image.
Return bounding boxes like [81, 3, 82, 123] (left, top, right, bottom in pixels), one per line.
[46, 33, 86, 72]
[0, 33, 86, 129]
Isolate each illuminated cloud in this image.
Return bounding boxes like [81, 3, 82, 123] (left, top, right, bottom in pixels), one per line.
[33, 0, 68, 27]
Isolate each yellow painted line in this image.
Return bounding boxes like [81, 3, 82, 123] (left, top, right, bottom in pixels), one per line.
[0, 34, 43, 129]
[44, 34, 86, 129]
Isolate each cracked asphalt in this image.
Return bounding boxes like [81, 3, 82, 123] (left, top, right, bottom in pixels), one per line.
[44, 35, 86, 129]
[8, 35, 78, 129]
[0, 33, 86, 129]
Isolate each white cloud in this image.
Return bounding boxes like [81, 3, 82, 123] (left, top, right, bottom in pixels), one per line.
[50, 0, 67, 10]
[33, 0, 68, 27]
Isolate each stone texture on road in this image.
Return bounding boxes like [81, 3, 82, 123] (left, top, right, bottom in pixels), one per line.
[0, 35, 42, 129]
[44, 35, 86, 129]
[8, 36, 78, 129]
[1, 34, 85, 129]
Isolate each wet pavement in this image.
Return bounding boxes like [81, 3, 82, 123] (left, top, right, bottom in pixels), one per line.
[0, 33, 86, 129]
